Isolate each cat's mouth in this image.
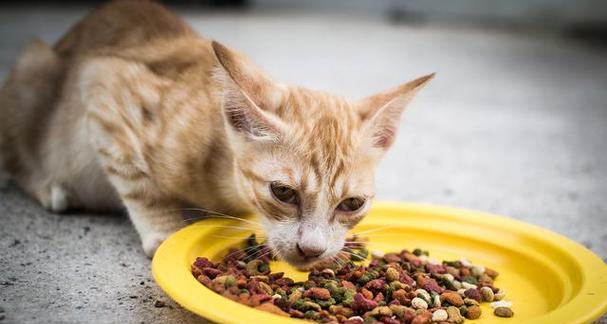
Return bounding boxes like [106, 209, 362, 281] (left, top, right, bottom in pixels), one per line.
[276, 246, 338, 269]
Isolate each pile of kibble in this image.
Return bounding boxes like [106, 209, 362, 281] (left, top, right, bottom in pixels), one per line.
[191, 235, 514, 323]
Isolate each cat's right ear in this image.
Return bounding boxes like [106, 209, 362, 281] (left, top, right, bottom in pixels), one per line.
[212, 41, 286, 142]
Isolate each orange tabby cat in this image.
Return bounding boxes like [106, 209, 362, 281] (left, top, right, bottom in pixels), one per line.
[0, 0, 432, 265]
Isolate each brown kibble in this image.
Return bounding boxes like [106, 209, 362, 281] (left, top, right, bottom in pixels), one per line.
[383, 253, 401, 263]
[388, 304, 408, 318]
[441, 291, 464, 307]
[445, 266, 461, 277]
[288, 290, 302, 305]
[392, 289, 409, 304]
[289, 309, 305, 318]
[364, 306, 393, 318]
[463, 298, 479, 306]
[411, 309, 432, 324]
[466, 305, 482, 319]
[257, 281, 273, 295]
[361, 288, 373, 300]
[446, 306, 465, 324]
[304, 287, 331, 300]
[485, 267, 499, 279]
[255, 302, 289, 316]
[478, 274, 494, 285]
[494, 307, 514, 318]
[480, 286, 494, 302]
[341, 280, 356, 290]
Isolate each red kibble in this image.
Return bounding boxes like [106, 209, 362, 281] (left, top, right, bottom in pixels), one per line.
[399, 273, 415, 286]
[416, 275, 444, 294]
[365, 279, 386, 292]
[351, 293, 378, 312]
[425, 263, 446, 274]
[193, 257, 215, 269]
[201, 268, 222, 279]
[464, 288, 482, 302]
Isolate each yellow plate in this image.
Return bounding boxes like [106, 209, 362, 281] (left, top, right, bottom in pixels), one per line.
[152, 202, 607, 323]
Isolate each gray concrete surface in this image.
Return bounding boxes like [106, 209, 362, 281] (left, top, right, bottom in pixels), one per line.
[1, 5, 606, 324]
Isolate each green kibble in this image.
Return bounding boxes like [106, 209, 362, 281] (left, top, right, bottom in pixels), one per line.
[459, 305, 468, 317]
[317, 297, 336, 308]
[461, 276, 479, 285]
[292, 299, 306, 310]
[304, 310, 319, 320]
[389, 281, 406, 291]
[363, 317, 378, 324]
[443, 260, 463, 268]
[439, 277, 458, 291]
[257, 263, 269, 273]
[324, 282, 342, 295]
[356, 270, 378, 285]
[494, 307, 514, 318]
[342, 290, 355, 307]
[351, 249, 369, 262]
[412, 248, 429, 256]
[224, 275, 236, 288]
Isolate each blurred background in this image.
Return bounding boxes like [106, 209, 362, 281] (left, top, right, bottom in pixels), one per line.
[1, 0, 606, 323]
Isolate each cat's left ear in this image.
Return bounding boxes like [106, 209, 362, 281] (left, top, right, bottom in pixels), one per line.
[356, 73, 434, 151]
[212, 41, 286, 142]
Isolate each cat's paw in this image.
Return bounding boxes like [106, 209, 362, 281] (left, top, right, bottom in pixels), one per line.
[50, 184, 70, 212]
[141, 231, 172, 258]
[36, 184, 72, 213]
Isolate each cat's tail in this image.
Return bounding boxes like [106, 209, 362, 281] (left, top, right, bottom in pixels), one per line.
[0, 38, 62, 188]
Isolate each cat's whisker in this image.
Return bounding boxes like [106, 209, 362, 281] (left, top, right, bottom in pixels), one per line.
[351, 225, 398, 236]
[220, 244, 267, 262]
[167, 207, 264, 228]
[188, 224, 260, 232]
[331, 255, 345, 268]
[245, 244, 277, 261]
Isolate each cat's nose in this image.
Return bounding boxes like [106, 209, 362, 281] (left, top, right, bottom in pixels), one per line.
[296, 243, 326, 258]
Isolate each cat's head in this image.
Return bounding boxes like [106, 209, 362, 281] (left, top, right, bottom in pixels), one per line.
[212, 41, 432, 268]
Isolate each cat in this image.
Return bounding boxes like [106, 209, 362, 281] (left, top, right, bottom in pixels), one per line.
[0, 0, 433, 266]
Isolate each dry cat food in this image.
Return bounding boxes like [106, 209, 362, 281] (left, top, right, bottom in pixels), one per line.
[191, 235, 514, 323]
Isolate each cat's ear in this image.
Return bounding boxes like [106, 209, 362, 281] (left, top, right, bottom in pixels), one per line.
[357, 73, 434, 151]
[212, 41, 286, 142]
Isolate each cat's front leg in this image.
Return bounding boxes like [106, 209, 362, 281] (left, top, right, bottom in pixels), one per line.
[97, 155, 185, 257]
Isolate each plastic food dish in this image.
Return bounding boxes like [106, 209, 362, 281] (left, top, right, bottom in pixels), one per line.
[152, 202, 607, 323]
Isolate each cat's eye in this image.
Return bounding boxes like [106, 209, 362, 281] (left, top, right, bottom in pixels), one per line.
[270, 182, 298, 205]
[337, 197, 366, 212]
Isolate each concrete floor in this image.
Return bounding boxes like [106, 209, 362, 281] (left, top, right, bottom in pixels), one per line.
[1, 4, 606, 324]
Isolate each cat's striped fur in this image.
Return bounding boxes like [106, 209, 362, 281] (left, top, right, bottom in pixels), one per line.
[0, 0, 432, 264]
